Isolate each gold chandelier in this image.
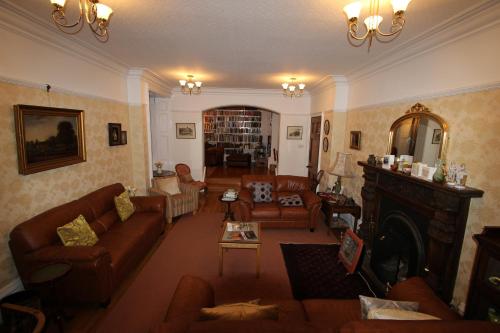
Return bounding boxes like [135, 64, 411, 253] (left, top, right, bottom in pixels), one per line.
[343, 0, 412, 49]
[281, 78, 306, 98]
[179, 75, 203, 95]
[49, 0, 113, 42]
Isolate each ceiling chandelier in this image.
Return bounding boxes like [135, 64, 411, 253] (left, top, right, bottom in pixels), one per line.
[179, 75, 203, 95]
[281, 78, 306, 98]
[49, 0, 113, 42]
[343, 0, 412, 49]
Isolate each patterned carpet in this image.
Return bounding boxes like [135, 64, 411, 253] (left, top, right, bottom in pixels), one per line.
[280, 243, 374, 300]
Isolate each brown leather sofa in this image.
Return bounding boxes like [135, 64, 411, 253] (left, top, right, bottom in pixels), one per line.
[150, 275, 499, 333]
[9, 183, 166, 304]
[239, 175, 321, 231]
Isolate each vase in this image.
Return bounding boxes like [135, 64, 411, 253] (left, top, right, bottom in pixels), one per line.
[433, 159, 446, 183]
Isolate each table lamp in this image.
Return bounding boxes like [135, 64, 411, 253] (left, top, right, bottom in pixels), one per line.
[327, 152, 354, 194]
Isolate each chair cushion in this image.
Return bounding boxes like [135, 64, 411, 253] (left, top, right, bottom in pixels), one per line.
[114, 191, 135, 222]
[57, 214, 98, 246]
[251, 182, 273, 203]
[251, 203, 281, 219]
[157, 177, 181, 195]
[280, 206, 309, 220]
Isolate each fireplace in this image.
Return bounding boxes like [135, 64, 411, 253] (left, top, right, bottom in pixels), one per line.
[358, 162, 483, 303]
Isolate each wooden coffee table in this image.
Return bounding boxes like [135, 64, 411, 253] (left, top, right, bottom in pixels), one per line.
[218, 222, 261, 278]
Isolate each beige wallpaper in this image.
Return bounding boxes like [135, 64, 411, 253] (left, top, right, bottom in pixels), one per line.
[319, 111, 347, 192]
[128, 104, 150, 195]
[0, 81, 135, 291]
[343, 87, 500, 309]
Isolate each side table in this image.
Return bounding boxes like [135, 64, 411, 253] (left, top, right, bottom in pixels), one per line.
[218, 195, 239, 221]
[320, 195, 361, 238]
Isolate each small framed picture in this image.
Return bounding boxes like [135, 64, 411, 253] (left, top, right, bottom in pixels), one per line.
[287, 126, 303, 140]
[432, 129, 442, 144]
[339, 229, 364, 274]
[324, 120, 330, 135]
[322, 137, 329, 152]
[108, 123, 122, 146]
[121, 131, 127, 145]
[350, 131, 361, 150]
[176, 123, 196, 139]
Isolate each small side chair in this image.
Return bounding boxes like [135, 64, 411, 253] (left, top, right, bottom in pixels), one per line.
[175, 163, 208, 193]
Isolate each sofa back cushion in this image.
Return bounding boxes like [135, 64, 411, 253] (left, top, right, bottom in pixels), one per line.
[10, 199, 95, 254]
[241, 175, 276, 191]
[276, 176, 309, 192]
[81, 183, 125, 219]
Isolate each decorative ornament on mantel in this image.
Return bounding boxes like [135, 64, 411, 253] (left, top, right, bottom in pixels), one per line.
[343, 0, 412, 50]
[179, 75, 203, 95]
[281, 78, 306, 98]
[49, 0, 113, 42]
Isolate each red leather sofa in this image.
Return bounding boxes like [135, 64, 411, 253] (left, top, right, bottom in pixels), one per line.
[9, 183, 166, 304]
[239, 175, 321, 231]
[151, 275, 499, 333]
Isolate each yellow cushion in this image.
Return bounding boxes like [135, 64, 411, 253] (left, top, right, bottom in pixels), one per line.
[156, 176, 181, 195]
[114, 191, 135, 222]
[199, 300, 278, 321]
[368, 308, 441, 320]
[57, 214, 98, 246]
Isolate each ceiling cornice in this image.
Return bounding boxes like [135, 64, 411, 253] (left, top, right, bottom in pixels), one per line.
[128, 68, 172, 97]
[171, 87, 311, 97]
[346, 0, 500, 83]
[0, 0, 129, 76]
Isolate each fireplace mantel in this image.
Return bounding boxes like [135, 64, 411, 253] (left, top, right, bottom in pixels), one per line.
[358, 161, 483, 303]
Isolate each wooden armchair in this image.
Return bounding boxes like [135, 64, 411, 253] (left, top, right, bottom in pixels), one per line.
[150, 176, 199, 224]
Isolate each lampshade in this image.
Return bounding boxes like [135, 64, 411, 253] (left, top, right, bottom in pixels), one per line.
[50, 0, 66, 7]
[343, 2, 362, 20]
[95, 3, 113, 21]
[179, 80, 187, 86]
[282, 83, 289, 90]
[298, 83, 306, 90]
[391, 0, 412, 13]
[328, 152, 354, 178]
[364, 15, 383, 31]
[195, 81, 202, 88]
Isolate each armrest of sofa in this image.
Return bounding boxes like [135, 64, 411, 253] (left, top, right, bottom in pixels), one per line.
[26, 245, 110, 264]
[165, 275, 214, 324]
[239, 189, 254, 208]
[340, 320, 500, 333]
[302, 191, 321, 209]
[131, 195, 166, 215]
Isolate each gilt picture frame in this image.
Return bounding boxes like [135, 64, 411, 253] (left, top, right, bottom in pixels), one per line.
[14, 104, 86, 175]
[176, 123, 196, 139]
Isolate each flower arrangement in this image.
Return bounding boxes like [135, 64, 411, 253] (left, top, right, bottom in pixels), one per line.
[154, 161, 163, 173]
[125, 185, 137, 197]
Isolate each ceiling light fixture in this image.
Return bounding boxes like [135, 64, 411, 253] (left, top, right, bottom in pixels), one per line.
[281, 78, 306, 98]
[343, 0, 411, 49]
[179, 75, 203, 95]
[49, 0, 113, 42]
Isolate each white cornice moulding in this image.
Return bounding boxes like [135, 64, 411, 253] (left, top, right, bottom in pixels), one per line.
[171, 87, 311, 97]
[347, 0, 500, 82]
[348, 81, 500, 113]
[0, 1, 129, 76]
[309, 75, 336, 93]
[128, 68, 172, 98]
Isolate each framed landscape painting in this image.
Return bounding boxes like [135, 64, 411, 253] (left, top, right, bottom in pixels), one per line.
[287, 126, 303, 140]
[14, 105, 86, 175]
[176, 123, 196, 139]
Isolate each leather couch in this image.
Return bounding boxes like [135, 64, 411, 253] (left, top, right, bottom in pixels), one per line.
[9, 183, 166, 304]
[150, 275, 499, 333]
[239, 175, 321, 231]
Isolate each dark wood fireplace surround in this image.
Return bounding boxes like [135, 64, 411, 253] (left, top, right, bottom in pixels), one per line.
[358, 161, 484, 303]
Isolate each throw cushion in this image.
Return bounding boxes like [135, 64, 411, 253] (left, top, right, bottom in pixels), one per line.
[368, 308, 441, 320]
[251, 182, 273, 203]
[114, 191, 135, 222]
[359, 295, 419, 320]
[199, 300, 278, 321]
[57, 214, 98, 246]
[156, 176, 181, 195]
[278, 194, 304, 207]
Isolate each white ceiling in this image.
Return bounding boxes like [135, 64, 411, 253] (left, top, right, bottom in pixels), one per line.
[10, 0, 482, 89]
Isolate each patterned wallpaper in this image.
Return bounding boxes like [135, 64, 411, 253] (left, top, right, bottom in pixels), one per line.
[0, 81, 135, 290]
[343, 87, 500, 309]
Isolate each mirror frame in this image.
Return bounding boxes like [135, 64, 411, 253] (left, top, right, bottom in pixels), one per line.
[388, 103, 449, 161]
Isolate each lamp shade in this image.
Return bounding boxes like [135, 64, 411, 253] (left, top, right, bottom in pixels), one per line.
[343, 2, 362, 20]
[391, 0, 412, 13]
[328, 152, 354, 177]
[95, 3, 113, 21]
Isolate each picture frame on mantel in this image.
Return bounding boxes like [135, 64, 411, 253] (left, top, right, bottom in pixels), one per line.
[14, 104, 86, 175]
[108, 123, 122, 146]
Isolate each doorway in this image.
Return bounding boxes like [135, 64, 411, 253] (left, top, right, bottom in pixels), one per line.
[307, 116, 321, 183]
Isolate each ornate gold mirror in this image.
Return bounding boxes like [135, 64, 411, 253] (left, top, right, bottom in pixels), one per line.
[388, 103, 448, 166]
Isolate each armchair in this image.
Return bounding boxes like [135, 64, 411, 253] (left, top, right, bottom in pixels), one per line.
[150, 177, 199, 224]
[175, 163, 207, 193]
